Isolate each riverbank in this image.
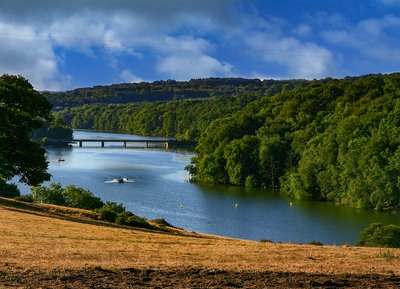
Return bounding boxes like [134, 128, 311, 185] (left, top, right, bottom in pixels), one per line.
[1, 198, 400, 288]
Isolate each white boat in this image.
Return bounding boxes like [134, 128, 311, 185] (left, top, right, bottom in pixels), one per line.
[104, 177, 135, 184]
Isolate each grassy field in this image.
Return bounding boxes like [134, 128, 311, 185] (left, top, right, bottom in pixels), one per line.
[1, 197, 400, 288]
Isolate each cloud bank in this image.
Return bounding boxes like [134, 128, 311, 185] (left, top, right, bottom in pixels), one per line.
[0, 0, 398, 90]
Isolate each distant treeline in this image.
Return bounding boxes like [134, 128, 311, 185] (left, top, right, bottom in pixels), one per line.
[53, 74, 400, 212]
[43, 77, 307, 109]
[54, 78, 307, 140]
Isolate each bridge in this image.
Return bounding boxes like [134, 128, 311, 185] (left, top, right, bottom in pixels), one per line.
[72, 138, 175, 148]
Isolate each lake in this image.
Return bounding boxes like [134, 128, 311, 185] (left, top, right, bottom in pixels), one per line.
[19, 130, 400, 245]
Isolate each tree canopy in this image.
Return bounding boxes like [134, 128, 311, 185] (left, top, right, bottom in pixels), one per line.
[43, 78, 293, 109]
[51, 73, 400, 212]
[0, 74, 52, 186]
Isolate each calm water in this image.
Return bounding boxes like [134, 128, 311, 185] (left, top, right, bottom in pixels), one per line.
[19, 130, 400, 245]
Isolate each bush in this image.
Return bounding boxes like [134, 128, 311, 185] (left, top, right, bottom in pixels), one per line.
[31, 183, 104, 210]
[307, 241, 323, 246]
[357, 223, 400, 248]
[31, 183, 66, 205]
[63, 185, 104, 210]
[102, 201, 126, 214]
[152, 218, 173, 227]
[14, 194, 34, 203]
[0, 179, 21, 198]
[260, 239, 273, 243]
[115, 211, 135, 225]
[126, 215, 152, 229]
[97, 207, 118, 223]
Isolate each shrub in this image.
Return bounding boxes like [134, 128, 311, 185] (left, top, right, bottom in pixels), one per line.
[63, 185, 104, 210]
[307, 241, 323, 246]
[115, 211, 135, 225]
[377, 250, 399, 259]
[0, 179, 21, 198]
[14, 194, 34, 203]
[152, 218, 173, 227]
[31, 183, 66, 205]
[126, 215, 152, 229]
[31, 183, 104, 210]
[357, 223, 400, 248]
[260, 239, 273, 243]
[102, 201, 126, 214]
[97, 207, 118, 223]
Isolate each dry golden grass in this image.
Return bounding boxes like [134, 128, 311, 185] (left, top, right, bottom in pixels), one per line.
[1, 198, 400, 276]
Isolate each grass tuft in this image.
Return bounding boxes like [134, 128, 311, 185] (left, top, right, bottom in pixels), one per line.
[377, 250, 399, 259]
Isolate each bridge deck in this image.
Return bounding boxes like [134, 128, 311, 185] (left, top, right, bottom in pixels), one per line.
[73, 139, 172, 142]
[71, 138, 174, 148]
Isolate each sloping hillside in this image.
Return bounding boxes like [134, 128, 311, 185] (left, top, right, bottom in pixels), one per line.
[1, 198, 400, 288]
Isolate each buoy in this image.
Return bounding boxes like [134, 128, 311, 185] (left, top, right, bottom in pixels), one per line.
[234, 203, 238, 208]
[289, 202, 293, 207]
[180, 204, 184, 209]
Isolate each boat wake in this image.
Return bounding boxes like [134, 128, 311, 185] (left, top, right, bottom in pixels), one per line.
[104, 177, 136, 184]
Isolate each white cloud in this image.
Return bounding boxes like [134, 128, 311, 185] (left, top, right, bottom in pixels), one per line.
[119, 69, 144, 83]
[156, 36, 213, 55]
[322, 15, 400, 62]
[292, 24, 312, 37]
[0, 22, 70, 90]
[245, 32, 334, 79]
[0, 0, 238, 89]
[0, 0, 397, 89]
[157, 54, 234, 80]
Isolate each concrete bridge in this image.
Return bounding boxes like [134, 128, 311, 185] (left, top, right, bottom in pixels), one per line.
[72, 138, 175, 148]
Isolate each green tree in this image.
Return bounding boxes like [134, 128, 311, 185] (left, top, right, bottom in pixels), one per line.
[259, 134, 287, 188]
[62, 185, 104, 210]
[0, 178, 20, 198]
[31, 183, 65, 205]
[224, 135, 260, 186]
[357, 223, 400, 248]
[0, 75, 52, 186]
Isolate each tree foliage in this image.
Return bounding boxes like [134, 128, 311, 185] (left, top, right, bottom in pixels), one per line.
[0, 74, 52, 186]
[31, 183, 104, 210]
[33, 116, 73, 145]
[0, 178, 20, 198]
[52, 73, 400, 212]
[51, 78, 307, 141]
[357, 223, 400, 248]
[44, 78, 304, 109]
[189, 73, 400, 212]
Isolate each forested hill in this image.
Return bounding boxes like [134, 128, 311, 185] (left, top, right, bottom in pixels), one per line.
[43, 78, 305, 109]
[189, 73, 400, 212]
[54, 73, 400, 212]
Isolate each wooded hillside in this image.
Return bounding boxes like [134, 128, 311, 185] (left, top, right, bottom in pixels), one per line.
[52, 73, 400, 212]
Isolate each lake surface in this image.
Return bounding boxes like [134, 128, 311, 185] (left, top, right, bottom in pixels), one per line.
[19, 130, 400, 245]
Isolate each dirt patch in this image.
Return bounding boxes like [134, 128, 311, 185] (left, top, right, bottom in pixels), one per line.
[1, 266, 400, 288]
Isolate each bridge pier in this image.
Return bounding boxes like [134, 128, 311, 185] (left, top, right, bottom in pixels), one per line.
[101, 141, 104, 148]
[165, 141, 169, 149]
[144, 142, 148, 148]
[79, 141, 82, 147]
[123, 141, 127, 148]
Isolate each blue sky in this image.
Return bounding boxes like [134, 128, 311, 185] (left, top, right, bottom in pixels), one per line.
[0, 0, 399, 90]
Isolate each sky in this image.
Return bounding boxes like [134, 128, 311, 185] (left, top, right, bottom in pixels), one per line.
[0, 0, 399, 91]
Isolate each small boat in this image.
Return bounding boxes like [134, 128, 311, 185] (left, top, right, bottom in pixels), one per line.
[104, 177, 136, 184]
[57, 157, 65, 162]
